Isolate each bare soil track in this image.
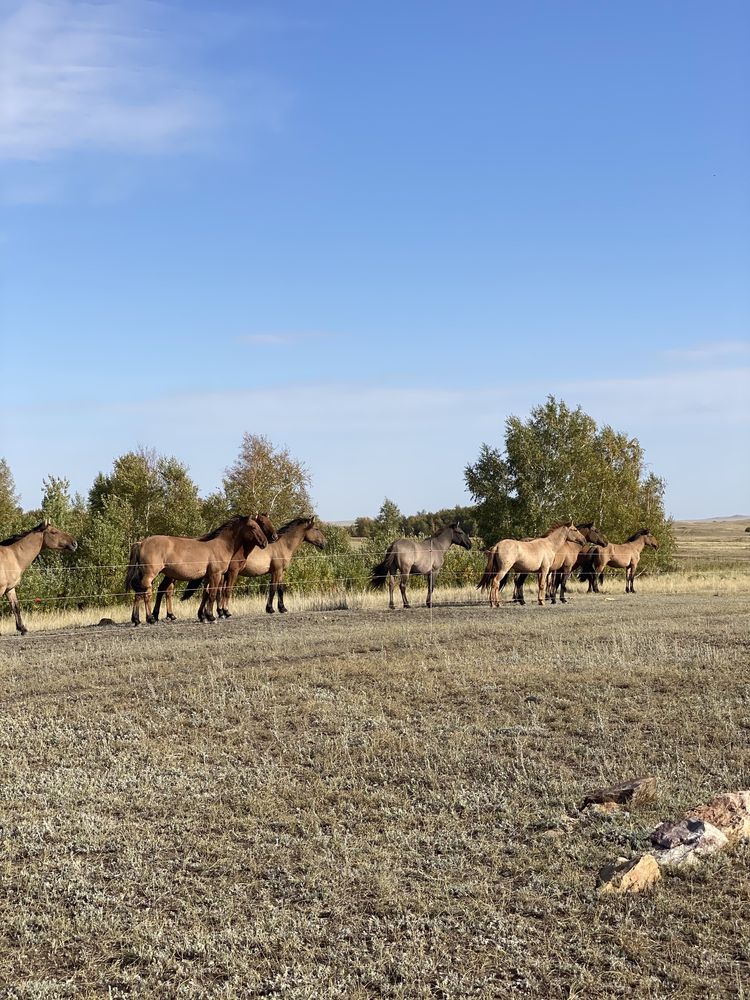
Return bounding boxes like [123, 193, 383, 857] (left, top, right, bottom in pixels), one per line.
[1, 592, 749, 998]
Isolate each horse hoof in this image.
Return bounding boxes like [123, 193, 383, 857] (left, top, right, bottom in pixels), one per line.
[167, 614, 176, 622]
[205, 614, 215, 623]
[279, 607, 288, 614]
[223, 612, 232, 619]
[18, 628, 28, 636]
[266, 607, 275, 614]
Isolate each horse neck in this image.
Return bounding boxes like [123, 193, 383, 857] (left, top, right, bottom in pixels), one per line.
[428, 527, 453, 553]
[9, 531, 45, 571]
[546, 526, 570, 548]
[275, 523, 308, 557]
[213, 520, 250, 557]
[630, 536, 647, 554]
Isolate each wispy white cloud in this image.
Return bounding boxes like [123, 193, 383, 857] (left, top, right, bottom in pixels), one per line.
[663, 340, 750, 363]
[8, 364, 749, 517]
[0, 0, 216, 160]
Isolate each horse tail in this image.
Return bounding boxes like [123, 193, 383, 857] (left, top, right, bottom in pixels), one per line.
[124, 543, 143, 593]
[477, 550, 501, 591]
[180, 578, 203, 602]
[576, 550, 595, 582]
[497, 570, 511, 592]
[370, 550, 397, 590]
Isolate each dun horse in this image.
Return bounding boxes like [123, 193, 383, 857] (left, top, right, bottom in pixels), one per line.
[479, 522, 587, 607]
[370, 523, 472, 609]
[579, 528, 659, 593]
[0, 521, 78, 635]
[151, 513, 277, 622]
[125, 516, 270, 625]
[185, 516, 327, 617]
[512, 523, 608, 604]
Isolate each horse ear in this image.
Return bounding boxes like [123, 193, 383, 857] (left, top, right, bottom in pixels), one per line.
[43, 518, 50, 528]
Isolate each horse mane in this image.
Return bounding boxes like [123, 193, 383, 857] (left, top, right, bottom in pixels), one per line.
[277, 517, 314, 535]
[576, 522, 594, 530]
[626, 528, 650, 542]
[198, 515, 247, 541]
[0, 522, 45, 546]
[430, 523, 458, 539]
[542, 521, 571, 536]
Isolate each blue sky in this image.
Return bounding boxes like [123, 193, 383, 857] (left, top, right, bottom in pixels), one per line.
[2, 0, 748, 520]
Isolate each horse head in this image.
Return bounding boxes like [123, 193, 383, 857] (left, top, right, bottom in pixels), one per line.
[576, 522, 608, 546]
[451, 522, 472, 550]
[242, 517, 269, 549]
[255, 512, 279, 543]
[41, 520, 78, 552]
[303, 518, 327, 550]
[565, 522, 588, 546]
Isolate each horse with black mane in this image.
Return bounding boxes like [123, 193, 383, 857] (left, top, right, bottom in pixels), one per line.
[180, 516, 326, 617]
[371, 523, 472, 609]
[479, 522, 587, 607]
[512, 522, 608, 604]
[0, 520, 78, 635]
[125, 515, 272, 625]
[578, 528, 659, 594]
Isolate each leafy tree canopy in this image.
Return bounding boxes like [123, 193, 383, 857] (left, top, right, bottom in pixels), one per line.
[218, 433, 313, 528]
[465, 396, 674, 564]
[0, 458, 23, 539]
[89, 447, 205, 540]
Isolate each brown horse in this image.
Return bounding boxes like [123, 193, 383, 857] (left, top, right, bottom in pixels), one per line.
[0, 521, 78, 635]
[151, 513, 278, 622]
[125, 516, 270, 625]
[371, 523, 472, 609]
[479, 522, 587, 607]
[583, 529, 659, 593]
[512, 523, 608, 604]
[181, 516, 327, 617]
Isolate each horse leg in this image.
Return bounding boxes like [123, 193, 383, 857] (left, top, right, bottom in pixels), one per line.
[425, 570, 434, 608]
[387, 574, 396, 610]
[144, 580, 156, 624]
[266, 582, 277, 614]
[221, 564, 241, 619]
[536, 568, 546, 606]
[513, 574, 526, 604]
[399, 571, 410, 609]
[6, 588, 27, 636]
[197, 586, 209, 622]
[559, 570, 570, 603]
[277, 578, 288, 613]
[548, 570, 557, 604]
[131, 591, 141, 626]
[153, 577, 173, 622]
[165, 579, 177, 621]
[201, 574, 221, 622]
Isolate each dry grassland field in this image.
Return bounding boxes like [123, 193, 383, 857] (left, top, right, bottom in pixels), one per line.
[0, 522, 749, 998]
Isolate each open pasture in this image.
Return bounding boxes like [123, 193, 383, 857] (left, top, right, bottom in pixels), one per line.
[1, 585, 749, 998]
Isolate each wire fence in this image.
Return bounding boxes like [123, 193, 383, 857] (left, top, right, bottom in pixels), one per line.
[3, 548, 749, 613]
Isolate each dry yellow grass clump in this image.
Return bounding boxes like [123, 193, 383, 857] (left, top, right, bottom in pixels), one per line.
[1, 588, 749, 997]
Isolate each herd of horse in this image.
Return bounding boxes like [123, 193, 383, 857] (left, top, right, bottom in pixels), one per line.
[0, 515, 659, 635]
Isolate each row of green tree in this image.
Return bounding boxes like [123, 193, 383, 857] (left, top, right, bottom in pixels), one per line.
[0, 398, 674, 612]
